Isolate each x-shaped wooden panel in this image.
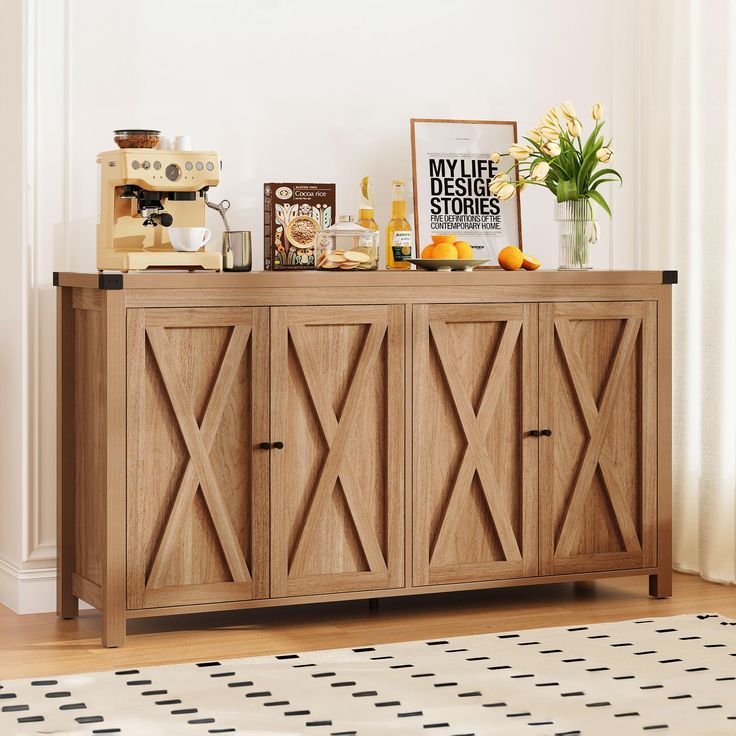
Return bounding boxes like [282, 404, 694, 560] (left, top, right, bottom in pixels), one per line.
[287, 322, 388, 578]
[146, 324, 252, 588]
[429, 319, 523, 565]
[555, 317, 643, 557]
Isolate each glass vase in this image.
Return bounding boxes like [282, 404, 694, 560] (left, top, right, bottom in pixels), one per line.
[556, 199, 594, 270]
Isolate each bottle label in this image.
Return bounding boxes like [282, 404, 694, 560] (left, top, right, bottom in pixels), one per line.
[391, 231, 413, 261]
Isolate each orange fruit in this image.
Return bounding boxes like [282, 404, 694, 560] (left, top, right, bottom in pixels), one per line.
[498, 245, 524, 271]
[432, 243, 459, 259]
[522, 254, 541, 271]
[420, 244, 435, 259]
[454, 241, 473, 259]
[431, 234, 458, 245]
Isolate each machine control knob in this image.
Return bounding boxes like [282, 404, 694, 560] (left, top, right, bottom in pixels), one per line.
[141, 160, 151, 170]
[196, 161, 203, 171]
[153, 160, 161, 170]
[159, 212, 173, 227]
[165, 163, 181, 182]
[206, 161, 214, 171]
[131, 160, 140, 169]
[185, 161, 193, 171]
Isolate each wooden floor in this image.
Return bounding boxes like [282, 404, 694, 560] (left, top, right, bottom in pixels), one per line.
[1, 572, 733, 680]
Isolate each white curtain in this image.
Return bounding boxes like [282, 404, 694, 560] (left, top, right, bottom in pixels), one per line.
[640, 0, 736, 584]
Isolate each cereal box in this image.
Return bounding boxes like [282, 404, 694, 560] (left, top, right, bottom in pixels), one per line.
[264, 183, 336, 270]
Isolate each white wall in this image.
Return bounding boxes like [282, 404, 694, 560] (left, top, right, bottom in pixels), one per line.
[2, 0, 644, 613]
[0, 0, 25, 574]
[0, 0, 60, 610]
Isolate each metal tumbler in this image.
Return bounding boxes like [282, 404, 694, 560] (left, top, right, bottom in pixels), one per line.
[222, 230, 252, 271]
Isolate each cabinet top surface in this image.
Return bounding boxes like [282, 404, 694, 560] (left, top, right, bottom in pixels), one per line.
[55, 269, 677, 290]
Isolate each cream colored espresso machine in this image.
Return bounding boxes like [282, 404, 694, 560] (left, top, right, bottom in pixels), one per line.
[96, 149, 222, 271]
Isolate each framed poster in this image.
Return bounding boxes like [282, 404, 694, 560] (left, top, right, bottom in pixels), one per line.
[410, 118, 523, 260]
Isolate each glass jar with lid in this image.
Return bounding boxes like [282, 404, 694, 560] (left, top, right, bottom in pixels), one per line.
[315, 215, 378, 271]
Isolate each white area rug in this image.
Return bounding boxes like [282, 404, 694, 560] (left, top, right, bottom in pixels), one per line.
[2, 613, 736, 735]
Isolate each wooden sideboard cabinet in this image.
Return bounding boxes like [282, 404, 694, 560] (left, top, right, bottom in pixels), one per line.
[55, 270, 676, 647]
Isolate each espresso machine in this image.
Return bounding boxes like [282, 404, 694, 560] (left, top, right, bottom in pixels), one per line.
[96, 149, 223, 271]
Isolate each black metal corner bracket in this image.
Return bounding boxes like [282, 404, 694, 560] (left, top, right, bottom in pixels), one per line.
[662, 270, 678, 284]
[98, 273, 124, 290]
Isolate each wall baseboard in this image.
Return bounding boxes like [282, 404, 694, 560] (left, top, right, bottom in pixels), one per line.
[0, 557, 57, 614]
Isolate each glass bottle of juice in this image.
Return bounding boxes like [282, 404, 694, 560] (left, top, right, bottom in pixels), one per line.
[357, 176, 379, 235]
[386, 179, 412, 270]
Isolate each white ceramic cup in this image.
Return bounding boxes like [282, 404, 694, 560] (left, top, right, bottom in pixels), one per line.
[157, 135, 173, 151]
[173, 135, 192, 151]
[169, 227, 211, 252]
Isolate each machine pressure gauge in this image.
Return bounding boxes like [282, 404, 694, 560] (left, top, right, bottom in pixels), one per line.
[165, 163, 181, 182]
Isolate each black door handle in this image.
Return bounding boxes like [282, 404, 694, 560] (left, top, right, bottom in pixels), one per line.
[272, 441, 285, 449]
[541, 429, 552, 437]
[529, 430, 541, 437]
[259, 442, 270, 450]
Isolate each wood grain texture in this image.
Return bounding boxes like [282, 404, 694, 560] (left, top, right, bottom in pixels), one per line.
[403, 305, 414, 591]
[126, 307, 269, 612]
[71, 573, 102, 610]
[55, 277, 673, 647]
[121, 285, 665, 309]
[145, 325, 252, 586]
[413, 304, 538, 586]
[651, 288, 673, 597]
[69, 289, 108, 604]
[71, 288, 102, 312]
[56, 270, 671, 290]
[102, 290, 127, 647]
[56, 288, 78, 619]
[270, 305, 404, 598]
[0, 572, 722, 680]
[126, 566, 659, 617]
[539, 302, 657, 577]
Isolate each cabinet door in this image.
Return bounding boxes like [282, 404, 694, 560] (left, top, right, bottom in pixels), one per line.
[270, 305, 404, 597]
[413, 304, 538, 586]
[127, 307, 269, 609]
[539, 301, 657, 575]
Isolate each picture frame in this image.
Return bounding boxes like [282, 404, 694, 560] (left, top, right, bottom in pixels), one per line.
[410, 118, 523, 261]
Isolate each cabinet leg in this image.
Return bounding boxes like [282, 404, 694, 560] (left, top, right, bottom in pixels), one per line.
[368, 598, 379, 611]
[100, 289, 127, 650]
[57, 576, 78, 620]
[649, 569, 672, 599]
[57, 286, 78, 622]
[101, 610, 126, 648]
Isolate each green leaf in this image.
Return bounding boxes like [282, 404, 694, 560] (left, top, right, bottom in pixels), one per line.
[582, 122, 603, 159]
[590, 167, 622, 185]
[588, 189, 612, 216]
[590, 177, 619, 190]
[550, 157, 571, 180]
[557, 179, 579, 202]
[523, 137, 545, 154]
[559, 135, 581, 164]
[576, 147, 600, 194]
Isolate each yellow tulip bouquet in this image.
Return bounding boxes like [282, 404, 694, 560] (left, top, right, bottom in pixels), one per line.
[490, 102, 622, 268]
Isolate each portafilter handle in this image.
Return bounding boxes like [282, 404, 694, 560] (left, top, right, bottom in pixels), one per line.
[142, 211, 173, 227]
